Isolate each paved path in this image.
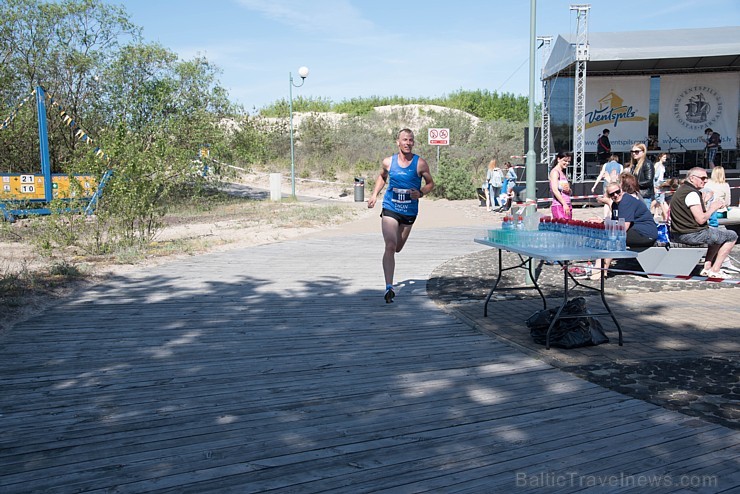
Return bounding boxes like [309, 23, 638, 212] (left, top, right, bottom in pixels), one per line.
[1, 213, 739, 492]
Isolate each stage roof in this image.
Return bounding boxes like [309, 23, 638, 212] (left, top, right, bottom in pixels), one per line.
[542, 26, 740, 80]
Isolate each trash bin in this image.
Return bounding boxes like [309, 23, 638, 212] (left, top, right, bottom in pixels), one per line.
[476, 187, 487, 207]
[354, 177, 365, 202]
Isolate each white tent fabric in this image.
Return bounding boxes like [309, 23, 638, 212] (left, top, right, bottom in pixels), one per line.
[542, 26, 740, 80]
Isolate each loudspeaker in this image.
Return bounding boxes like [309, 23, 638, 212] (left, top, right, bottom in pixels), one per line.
[524, 127, 548, 181]
[523, 127, 542, 156]
[586, 161, 601, 178]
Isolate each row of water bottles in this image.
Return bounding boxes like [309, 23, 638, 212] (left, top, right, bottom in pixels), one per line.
[501, 214, 525, 230]
[486, 215, 627, 251]
[539, 216, 627, 251]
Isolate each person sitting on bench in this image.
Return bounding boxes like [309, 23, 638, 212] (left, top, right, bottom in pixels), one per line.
[593, 179, 658, 280]
[493, 182, 515, 213]
[670, 167, 737, 279]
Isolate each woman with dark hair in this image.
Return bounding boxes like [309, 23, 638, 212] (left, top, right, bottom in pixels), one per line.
[619, 171, 641, 199]
[549, 152, 572, 219]
[501, 161, 516, 200]
[628, 142, 654, 209]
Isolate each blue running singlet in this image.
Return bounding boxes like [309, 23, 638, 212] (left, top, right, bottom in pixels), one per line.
[382, 153, 422, 216]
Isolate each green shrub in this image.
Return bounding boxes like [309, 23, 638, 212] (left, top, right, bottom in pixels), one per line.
[434, 158, 476, 200]
[49, 261, 82, 278]
[354, 159, 378, 177]
[320, 165, 338, 182]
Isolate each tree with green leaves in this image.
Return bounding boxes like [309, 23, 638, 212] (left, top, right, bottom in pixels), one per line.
[0, 0, 140, 173]
[1, 0, 237, 252]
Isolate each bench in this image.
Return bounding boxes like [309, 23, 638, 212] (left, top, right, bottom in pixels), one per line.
[630, 242, 706, 278]
[718, 216, 740, 234]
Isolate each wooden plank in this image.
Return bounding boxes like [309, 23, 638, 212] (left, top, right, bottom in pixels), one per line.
[4, 398, 652, 491]
[124, 414, 720, 493]
[1, 390, 636, 490]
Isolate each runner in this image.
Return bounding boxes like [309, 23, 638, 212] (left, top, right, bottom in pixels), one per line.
[367, 128, 434, 303]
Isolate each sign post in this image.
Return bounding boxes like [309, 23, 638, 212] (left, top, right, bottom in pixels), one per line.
[428, 128, 450, 173]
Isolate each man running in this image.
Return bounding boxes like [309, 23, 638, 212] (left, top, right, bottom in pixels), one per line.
[367, 128, 434, 303]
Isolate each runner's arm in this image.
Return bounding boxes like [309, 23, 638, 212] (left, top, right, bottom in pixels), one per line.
[412, 158, 434, 199]
[367, 159, 390, 208]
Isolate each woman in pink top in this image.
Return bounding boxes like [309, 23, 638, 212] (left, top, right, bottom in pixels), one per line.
[549, 151, 573, 219]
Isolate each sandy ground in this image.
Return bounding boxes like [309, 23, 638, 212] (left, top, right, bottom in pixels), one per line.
[222, 173, 509, 240]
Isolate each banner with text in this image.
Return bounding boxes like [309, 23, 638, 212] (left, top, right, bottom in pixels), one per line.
[658, 73, 739, 151]
[585, 77, 650, 152]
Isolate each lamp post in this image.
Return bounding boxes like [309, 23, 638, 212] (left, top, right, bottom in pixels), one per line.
[289, 66, 309, 198]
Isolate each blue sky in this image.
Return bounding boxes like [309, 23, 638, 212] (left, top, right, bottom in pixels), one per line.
[110, 0, 740, 112]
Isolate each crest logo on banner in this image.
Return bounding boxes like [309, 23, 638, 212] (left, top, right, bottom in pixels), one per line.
[672, 85, 723, 131]
[586, 90, 647, 129]
[659, 74, 738, 150]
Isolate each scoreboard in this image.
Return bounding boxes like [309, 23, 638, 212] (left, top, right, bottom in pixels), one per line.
[1, 174, 97, 201]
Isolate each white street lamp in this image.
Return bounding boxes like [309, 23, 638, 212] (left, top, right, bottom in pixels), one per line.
[289, 66, 309, 198]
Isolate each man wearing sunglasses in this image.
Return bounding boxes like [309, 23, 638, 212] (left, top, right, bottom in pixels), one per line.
[593, 181, 658, 280]
[605, 182, 658, 247]
[670, 167, 737, 279]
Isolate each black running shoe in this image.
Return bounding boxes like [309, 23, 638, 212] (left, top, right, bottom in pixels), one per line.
[384, 288, 395, 304]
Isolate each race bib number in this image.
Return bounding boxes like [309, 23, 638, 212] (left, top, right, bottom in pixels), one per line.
[391, 188, 412, 204]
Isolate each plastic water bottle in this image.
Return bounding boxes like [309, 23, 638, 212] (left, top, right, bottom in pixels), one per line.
[501, 217, 511, 241]
[500, 216, 512, 245]
[516, 215, 524, 230]
[599, 223, 608, 250]
[585, 222, 595, 249]
[605, 219, 616, 251]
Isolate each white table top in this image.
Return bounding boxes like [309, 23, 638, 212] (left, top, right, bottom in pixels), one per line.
[474, 237, 639, 263]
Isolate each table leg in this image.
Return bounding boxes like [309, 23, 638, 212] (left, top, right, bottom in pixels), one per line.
[483, 249, 504, 317]
[527, 257, 547, 310]
[484, 251, 547, 317]
[545, 260, 571, 350]
[597, 258, 624, 346]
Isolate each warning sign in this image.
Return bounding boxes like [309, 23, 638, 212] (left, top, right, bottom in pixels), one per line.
[428, 128, 450, 146]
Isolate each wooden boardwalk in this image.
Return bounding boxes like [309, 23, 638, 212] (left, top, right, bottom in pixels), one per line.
[1, 227, 738, 493]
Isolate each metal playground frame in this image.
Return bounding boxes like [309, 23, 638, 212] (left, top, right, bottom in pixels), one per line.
[0, 86, 111, 222]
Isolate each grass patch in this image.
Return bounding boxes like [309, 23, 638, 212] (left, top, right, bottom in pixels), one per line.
[161, 195, 357, 231]
[1, 261, 84, 320]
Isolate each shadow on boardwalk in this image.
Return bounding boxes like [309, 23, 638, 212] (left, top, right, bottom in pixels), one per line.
[429, 247, 740, 431]
[0, 229, 738, 493]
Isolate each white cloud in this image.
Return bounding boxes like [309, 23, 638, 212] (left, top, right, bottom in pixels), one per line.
[236, 0, 375, 37]
[641, 0, 713, 20]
